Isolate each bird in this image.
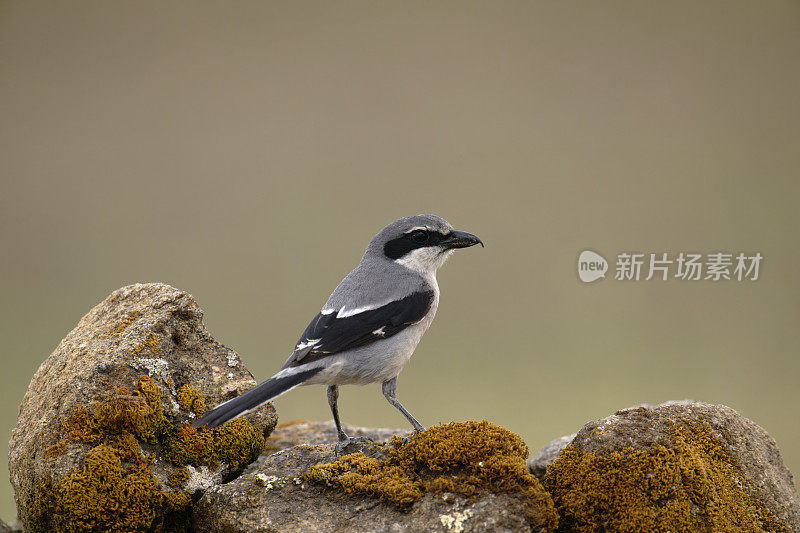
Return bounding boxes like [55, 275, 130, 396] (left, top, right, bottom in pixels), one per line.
[193, 214, 482, 447]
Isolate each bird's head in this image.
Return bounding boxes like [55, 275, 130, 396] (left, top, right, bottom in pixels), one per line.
[365, 214, 483, 274]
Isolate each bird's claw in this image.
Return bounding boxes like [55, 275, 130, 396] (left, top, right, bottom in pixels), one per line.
[399, 427, 426, 446]
[334, 435, 374, 456]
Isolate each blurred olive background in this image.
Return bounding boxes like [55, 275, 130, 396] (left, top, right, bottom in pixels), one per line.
[1, 0, 799, 521]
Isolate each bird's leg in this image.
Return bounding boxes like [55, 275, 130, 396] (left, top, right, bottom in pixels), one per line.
[382, 377, 425, 433]
[328, 385, 372, 455]
[327, 385, 349, 442]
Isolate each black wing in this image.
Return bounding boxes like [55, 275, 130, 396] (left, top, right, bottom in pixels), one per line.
[282, 290, 435, 369]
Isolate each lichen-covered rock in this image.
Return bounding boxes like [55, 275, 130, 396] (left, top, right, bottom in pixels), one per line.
[544, 401, 800, 532]
[194, 421, 558, 532]
[8, 283, 278, 532]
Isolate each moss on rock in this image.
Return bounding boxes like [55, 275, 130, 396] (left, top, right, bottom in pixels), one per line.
[167, 467, 191, 490]
[161, 418, 266, 472]
[544, 421, 782, 532]
[29, 376, 267, 532]
[176, 384, 206, 416]
[52, 444, 164, 533]
[305, 420, 558, 530]
[307, 453, 422, 506]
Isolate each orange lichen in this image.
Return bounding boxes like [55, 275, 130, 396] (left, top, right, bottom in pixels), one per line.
[161, 418, 265, 472]
[30, 376, 267, 532]
[176, 384, 206, 417]
[167, 467, 190, 490]
[545, 421, 781, 532]
[52, 444, 164, 533]
[104, 312, 142, 338]
[133, 333, 161, 357]
[305, 421, 558, 530]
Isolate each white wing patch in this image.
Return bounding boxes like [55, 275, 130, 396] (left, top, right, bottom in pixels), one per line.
[336, 303, 382, 318]
[372, 326, 386, 337]
[296, 338, 320, 350]
[320, 308, 335, 315]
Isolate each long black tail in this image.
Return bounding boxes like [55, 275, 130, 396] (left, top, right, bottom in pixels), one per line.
[192, 367, 323, 429]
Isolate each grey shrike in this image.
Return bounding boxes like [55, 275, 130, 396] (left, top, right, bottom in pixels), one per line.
[193, 214, 482, 445]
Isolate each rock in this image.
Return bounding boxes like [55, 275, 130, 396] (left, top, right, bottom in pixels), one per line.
[527, 434, 575, 481]
[194, 420, 558, 533]
[0, 519, 21, 532]
[544, 401, 800, 532]
[8, 283, 277, 532]
[265, 419, 412, 453]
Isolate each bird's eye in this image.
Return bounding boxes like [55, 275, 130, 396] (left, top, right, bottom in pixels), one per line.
[410, 230, 429, 243]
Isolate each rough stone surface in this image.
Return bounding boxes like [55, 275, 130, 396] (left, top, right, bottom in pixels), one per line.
[527, 434, 575, 481]
[548, 401, 800, 530]
[265, 419, 412, 453]
[0, 519, 20, 532]
[8, 283, 277, 530]
[195, 422, 552, 533]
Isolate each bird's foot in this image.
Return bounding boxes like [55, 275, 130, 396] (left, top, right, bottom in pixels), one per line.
[399, 427, 426, 446]
[334, 435, 374, 456]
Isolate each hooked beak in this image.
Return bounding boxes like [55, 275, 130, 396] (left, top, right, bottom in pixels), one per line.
[442, 230, 484, 249]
